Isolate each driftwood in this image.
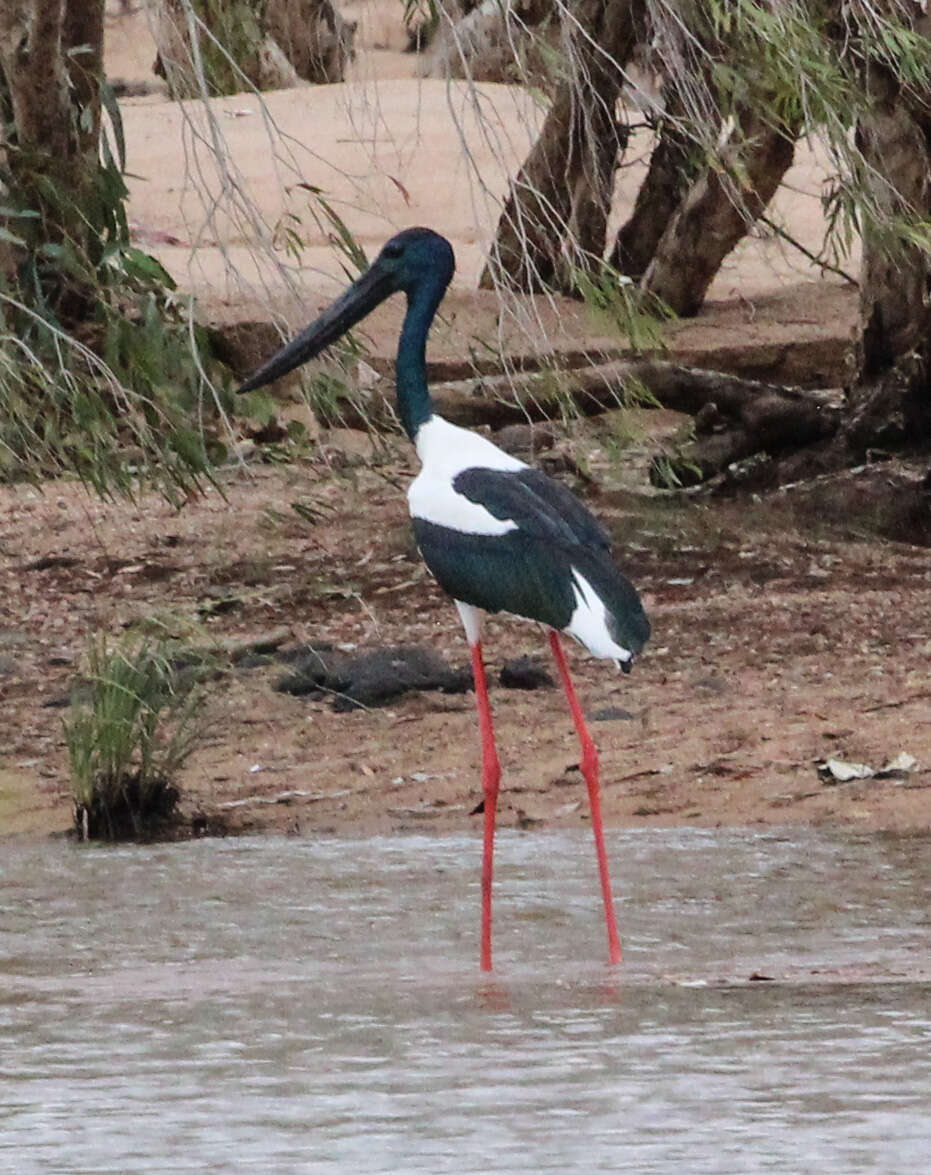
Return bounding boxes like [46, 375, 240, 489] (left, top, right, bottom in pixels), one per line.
[275, 644, 471, 710]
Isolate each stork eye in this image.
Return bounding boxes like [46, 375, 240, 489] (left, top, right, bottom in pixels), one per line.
[382, 241, 403, 259]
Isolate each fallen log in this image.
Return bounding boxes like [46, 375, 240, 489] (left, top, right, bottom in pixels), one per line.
[336, 357, 842, 481]
[632, 363, 842, 484]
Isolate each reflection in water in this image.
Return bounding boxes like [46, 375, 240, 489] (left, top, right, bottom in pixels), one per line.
[1, 829, 929, 1173]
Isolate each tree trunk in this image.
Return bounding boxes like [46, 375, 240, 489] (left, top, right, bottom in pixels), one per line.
[479, 0, 645, 294]
[641, 105, 799, 316]
[265, 0, 355, 84]
[0, 0, 106, 315]
[0, 0, 104, 161]
[420, 0, 556, 85]
[0, 0, 224, 494]
[608, 73, 698, 280]
[839, 60, 931, 454]
[155, 0, 354, 97]
[0, 1, 71, 158]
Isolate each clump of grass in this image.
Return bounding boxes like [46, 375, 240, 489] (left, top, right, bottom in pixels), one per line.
[64, 636, 205, 840]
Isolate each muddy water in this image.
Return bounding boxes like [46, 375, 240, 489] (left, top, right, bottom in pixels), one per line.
[2, 829, 929, 1173]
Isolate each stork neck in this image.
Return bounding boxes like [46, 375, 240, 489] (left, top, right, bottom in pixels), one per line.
[396, 278, 444, 441]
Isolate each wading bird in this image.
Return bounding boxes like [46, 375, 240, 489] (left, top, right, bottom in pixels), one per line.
[238, 227, 649, 971]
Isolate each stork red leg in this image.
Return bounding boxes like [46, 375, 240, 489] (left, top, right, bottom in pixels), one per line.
[469, 640, 501, 971]
[548, 631, 623, 965]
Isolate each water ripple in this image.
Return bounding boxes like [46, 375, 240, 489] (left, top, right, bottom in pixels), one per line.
[1, 828, 929, 1173]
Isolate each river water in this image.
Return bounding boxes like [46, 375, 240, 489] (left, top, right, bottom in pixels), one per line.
[2, 828, 929, 1173]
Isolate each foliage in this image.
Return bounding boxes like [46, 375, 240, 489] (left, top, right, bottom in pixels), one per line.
[572, 263, 674, 354]
[677, 0, 931, 272]
[0, 80, 223, 498]
[302, 187, 370, 279]
[269, 188, 393, 431]
[65, 635, 205, 840]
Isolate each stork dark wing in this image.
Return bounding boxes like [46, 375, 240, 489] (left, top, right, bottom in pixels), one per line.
[453, 467, 612, 552]
[412, 465, 648, 654]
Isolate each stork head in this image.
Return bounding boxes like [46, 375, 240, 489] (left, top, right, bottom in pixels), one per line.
[236, 227, 455, 395]
[375, 226, 455, 295]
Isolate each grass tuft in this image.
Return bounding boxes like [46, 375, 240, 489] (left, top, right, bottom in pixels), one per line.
[64, 635, 205, 840]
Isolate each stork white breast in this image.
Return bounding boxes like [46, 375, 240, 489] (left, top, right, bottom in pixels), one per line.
[409, 415, 526, 535]
[414, 416, 526, 476]
[408, 472, 519, 535]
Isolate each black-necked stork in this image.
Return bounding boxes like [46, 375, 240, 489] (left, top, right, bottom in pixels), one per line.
[238, 227, 650, 971]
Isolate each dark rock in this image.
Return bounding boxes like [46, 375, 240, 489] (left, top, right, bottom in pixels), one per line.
[499, 656, 554, 690]
[694, 401, 727, 435]
[276, 641, 336, 664]
[42, 694, 72, 709]
[591, 705, 636, 722]
[492, 422, 557, 458]
[108, 77, 163, 98]
[275, 644, 472, 710]
[235, 653, 276, 670]
[24, 555, 80, 572]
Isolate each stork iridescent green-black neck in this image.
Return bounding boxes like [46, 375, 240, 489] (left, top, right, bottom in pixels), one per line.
[237, 226, 650, 972]
[239, 227, 452, 442]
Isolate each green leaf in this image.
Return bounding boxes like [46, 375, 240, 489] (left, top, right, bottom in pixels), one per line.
[238, 390, 277, 427]
[99, 78, 127, 173]
[0, 206, 40, 219]
[120, 247, 177, 287]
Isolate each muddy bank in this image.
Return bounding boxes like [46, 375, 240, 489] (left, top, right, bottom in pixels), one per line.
[2, 432, 930, 840]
